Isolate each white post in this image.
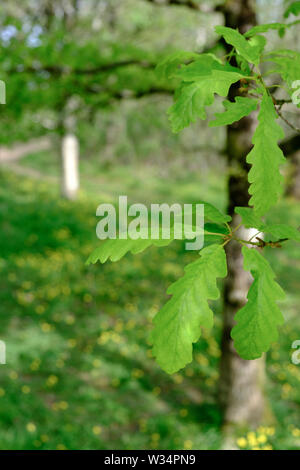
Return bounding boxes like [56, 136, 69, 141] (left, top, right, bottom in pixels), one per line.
[0, 340, 6, 365]
[61, 133, 79, 200]
[0, 80, 6, 104]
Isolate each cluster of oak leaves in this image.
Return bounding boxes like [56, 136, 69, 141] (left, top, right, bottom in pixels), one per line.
[88, 22, 300, 374]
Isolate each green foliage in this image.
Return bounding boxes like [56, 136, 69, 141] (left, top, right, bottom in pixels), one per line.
[1, 169, 300, 449]
[234, 206, 263, 228]
[86, 236, 173, 264]
[86, 200, 230, 265]
[247, 92, 286, 216]
[2, 0, 300, 449]
[155, 51, 199, 80]
[171, 54, 237, 80]
[151, 244, 227, 373]
[261, 224, 300, 242]
[163, 52, 251, 132]
[235, 207, 300, 242]
[244, 22, 298, 37]
[284, 1, 300, 17]
[209, 96, 257, 127]
[88, 20, 300, 374]
[197, 201, 231, 224]
[266, 50, 300, 100]
[231, 247, 285, 359]
[168, 68, 246, 132]
[215, 26, 264, 65]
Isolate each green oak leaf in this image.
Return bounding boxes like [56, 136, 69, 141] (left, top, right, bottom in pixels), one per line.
[173, 54, 240, 81]
[215, 26, 262, 65]
[244, 23, 290, 37]
[86, 201, 231, 264]
[267, 51, 300, 87]
[151, 244, 227, 373]
[234, 207, 264, 229]
[156, 51, 199, 80]
[246, 92, 285, 216]
[267, 51, 300, 105]
[209, 96, 257, 127]
[231, 247, 285, 360]
[248, 35, 267, 56]
[261, 224, 300, 242]
[198, 201, 231, 224]
[235, 207, 300, 242]
[168, 69, 245, 132]
[284, 1, 300, 17]
[86, 236, 173, 264]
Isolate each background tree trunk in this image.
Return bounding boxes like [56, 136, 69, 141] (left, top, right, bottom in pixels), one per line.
[286, 150, 300, 199]
[61, 133, 80, 200]
[218, 0, 270, 435]
[57, 97, 80, 201]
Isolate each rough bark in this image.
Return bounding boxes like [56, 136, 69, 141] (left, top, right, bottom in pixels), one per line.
[218, 0, 269, 433]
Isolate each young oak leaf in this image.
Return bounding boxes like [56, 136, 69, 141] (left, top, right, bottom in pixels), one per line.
[267, 51, 300, 104]
[86, 236, 173, 264]
[156, 51, 199, 80]
[246, 92, 285, 216]
[86, 200, 230, 265]
[284, 1, 300, 18]
[244, 23, 292, 38]
[198, 200, 231, 224]
[235, 207, 300, 242]
[260, 224, 300, 242]
[168, 69, 245, 133]
[209, 96, 258, 127]
[268, 52, 300, 85]
[215, 26, 262, 65]
[231, 247, 285, 360]
[172, 54, 238, 81]
[248, 35, 267, 57]
[151, 244, 227, 374]
[234, 206, 264, 229]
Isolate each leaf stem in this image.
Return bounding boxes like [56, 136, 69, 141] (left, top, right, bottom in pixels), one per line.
[204, 231, 227, 238]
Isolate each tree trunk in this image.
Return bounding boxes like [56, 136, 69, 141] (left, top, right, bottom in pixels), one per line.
[218, 0, 269, 434]
[61, 133, 80, 200]
[0, 79, 5, 104]
[286, 150, 300, 199]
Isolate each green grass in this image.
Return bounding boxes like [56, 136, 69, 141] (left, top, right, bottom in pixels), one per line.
[0, 164, 299, 450]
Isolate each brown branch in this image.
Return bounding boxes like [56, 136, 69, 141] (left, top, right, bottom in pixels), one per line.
[272, 96, 293, 106]
[275, 107, 300, 134]
[74, 60, 155, 75]
[273, 98, 292, 108]
[8, 60, 155, 77]
[84, 85, 172, 100]
[235, 236, 290, 248]
[144, 0, 204, 11]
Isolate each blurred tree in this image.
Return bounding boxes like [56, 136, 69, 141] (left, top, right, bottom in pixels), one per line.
[0, 0, 171, 197]
[146, 0, 300, 436]
[287, 150, 300, 198]
[217, 0, 269, 434]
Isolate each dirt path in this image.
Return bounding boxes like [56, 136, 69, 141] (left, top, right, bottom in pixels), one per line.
[0, 137, 51, 163]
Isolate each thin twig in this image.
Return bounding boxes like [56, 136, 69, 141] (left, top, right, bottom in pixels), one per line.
[275, 108, 300, 134]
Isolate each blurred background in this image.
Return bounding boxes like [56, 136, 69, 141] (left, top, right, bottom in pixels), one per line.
[0, 0, 299, 450]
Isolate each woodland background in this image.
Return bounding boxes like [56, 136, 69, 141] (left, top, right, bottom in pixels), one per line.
[0, 0, 299, 450]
